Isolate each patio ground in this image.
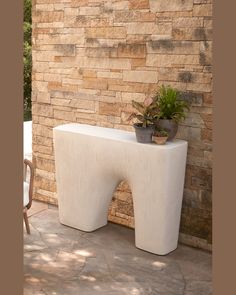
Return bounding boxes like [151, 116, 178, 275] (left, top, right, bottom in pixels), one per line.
[24, 201, 212, 295]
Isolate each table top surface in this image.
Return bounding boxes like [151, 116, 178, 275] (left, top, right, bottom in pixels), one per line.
[54, 123, 187, 148]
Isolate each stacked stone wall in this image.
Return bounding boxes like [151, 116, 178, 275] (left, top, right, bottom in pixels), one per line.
[32, 0, 212, 250]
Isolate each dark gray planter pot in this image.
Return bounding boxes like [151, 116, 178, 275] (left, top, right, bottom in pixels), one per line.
[133, 124, 154, 143]
[156, 119, 178, 141]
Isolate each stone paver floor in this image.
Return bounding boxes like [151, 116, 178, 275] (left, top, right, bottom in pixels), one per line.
[24, 201, 212, 295]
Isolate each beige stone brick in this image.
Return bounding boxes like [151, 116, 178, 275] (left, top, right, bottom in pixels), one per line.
[34, 73, 44, 81]
[79, 6, 100, 15]
[79, 57, 131, 70]
[34, 27, 52, 35]
[173, 17, 204, 28]
[85, 38, 125, 48]
[97, 95, 122, 103]
[53, 82, 78, 93]
[204, 18, 213, 28]
[56, 28, 85, 35]
[203, 93, 212, 106]
[85, 27, 126, 39]
[101, 90, 116, 97]
[35, 4, 54, 11]
[83, 78, 108, 90]
[200, 41, 212, 66]
[127, 22, 172, 35]
[50, 90, 74, 99]
[44, 73, 61, 82]
[33, 144, 53, 155]
[49, 67, 77, 76]
[68, 16, 110, 28]
[51, 98, 70, 108]
[54, 109, 75, 121]
[37, 92, 51, 103]
[33, 124, 53, 138]
[34, 152, 55, 161]
[34, 11, 64, 23]
[85, 47, 117, 58]
[33, 61, 50, 72]
[193, 4, 212, 16]
[121, 92, 146, 103]
[64, 7, 79, 15]
[35, 169, 55, 181]
[99, 102, 121, 116]
[109, 80, 156, 93]
[36, 33, 84, 45]
[114, 11, 156, 23]
[35, 22, 64, 28]
[70, 99, 95, 111]
[97, 71, 122, 79]
[82, 69, 97, 78]
[32, 80, 48, 92]
[97, 121, 114, 128]
[146, 54, 199, 67]
[33, 135, 53, 147]
[118, 43, 146, 58]
[48, 81, 62, 91]
[115, 212, 129, 219]
[34, 157, 55, 174]
[36, 189, 57, 200]
[172, 27, 212, 41]
[104, 1, 129, 11]
[54, 3, 66, 10]
[32, 104, 54, 117]
[54, 44, 76, 56]
[150, 0, 193, 12]
[129, 0, 149, 9]
[157, 81, 187, 91]
[187, 82, 212, 92]
[192, 72, 212, 84]
[176, 125, 201, 144]
[147, 40, 200, 54]
[123, 70, 158, 83]
[35, 175, 57, 192]
[62, 78, 83, 85]
[201, 128, 212, 142]
[107, 215, 129, 227]
[157, 68, 179, 81]
[35, 51, 56, 62]
[131, 58, 146, 69]
[75, 112, 97, 121]
[182, 113, 204, 128]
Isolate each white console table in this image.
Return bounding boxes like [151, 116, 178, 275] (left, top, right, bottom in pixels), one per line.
[53, 124, 188, 255]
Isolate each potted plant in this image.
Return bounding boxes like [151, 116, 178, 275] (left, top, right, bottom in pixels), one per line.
[128, 97, 159, 143]
[153, 129, 169, 145]
[153, 85, 190, 141]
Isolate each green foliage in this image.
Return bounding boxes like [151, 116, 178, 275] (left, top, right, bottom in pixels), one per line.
[154, 128, 169, 137]
[24, 0, 32, 121]
[24, 0, 31, 23]
[154, 85, 190, 123]
[128, 98, 159, 128]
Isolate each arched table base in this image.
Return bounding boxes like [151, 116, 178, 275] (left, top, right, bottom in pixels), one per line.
[53, 124, 187, 255]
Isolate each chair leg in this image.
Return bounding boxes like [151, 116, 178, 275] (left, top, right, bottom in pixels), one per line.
[23, 210, 30, 234]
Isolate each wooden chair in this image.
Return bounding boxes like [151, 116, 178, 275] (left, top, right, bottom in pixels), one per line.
[23, 159, 34, 234]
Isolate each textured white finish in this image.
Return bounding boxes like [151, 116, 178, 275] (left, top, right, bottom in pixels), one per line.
[53, 123, 188, 255]
[24, 121, 32, 160]
[24, 181, 29, 207]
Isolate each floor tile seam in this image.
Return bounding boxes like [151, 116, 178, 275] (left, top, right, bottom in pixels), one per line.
[28, 207, 49, 218]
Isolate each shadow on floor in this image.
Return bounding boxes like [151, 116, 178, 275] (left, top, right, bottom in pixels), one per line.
[24, 201, 212, 295]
